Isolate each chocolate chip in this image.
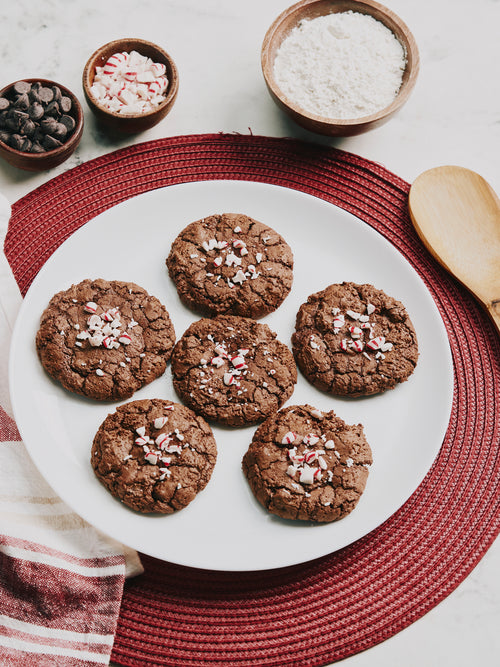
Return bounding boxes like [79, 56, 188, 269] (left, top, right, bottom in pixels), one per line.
[44, 100, 60, 118]
[40, 117, 57, 134]
[5, 114, 20, 132]
[30, 142, 45, 153]
[13, 81, 31, 95]
[42, 134, 62, 150]
[52, 86, 62, 103]
[20, 118, 36, 138]
[0, 111, 8, 128]
[59, 114, 75, 132]
[52, 122, 68, 141]
[13, 93, 29, 111]
[38, 87, 54, 103]
[28, 87, 42, 104]
[28, 102, 44, 121]
[8, 133, 23, 150]
[20, 137, 32, 152]
[0, 130, 10, 144]
[60, 96, 72, 113]
[0, 98, 10, 111]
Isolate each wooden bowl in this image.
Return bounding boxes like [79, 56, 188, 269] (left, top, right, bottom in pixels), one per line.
[262, 0, 419, 136]
[0, 78, 83, 171]
[82, 38, 179, 134]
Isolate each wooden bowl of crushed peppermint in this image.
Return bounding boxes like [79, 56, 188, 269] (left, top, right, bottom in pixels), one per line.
[82, 38, 179, 134]
[262, 0, 419, 136]
[0, 78, 84, 171]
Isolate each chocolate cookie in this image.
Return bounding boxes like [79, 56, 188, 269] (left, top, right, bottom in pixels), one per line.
[36, 279, 176, 401]
[91, 398, 217, 514]
[292, 283, 418, 397]
[242, 404, 373, 522]
[166, 213, 293, 318]
[171, 315, 297, 427]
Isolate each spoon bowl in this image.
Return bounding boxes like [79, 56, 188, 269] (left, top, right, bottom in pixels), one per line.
[409, 166, 500, 334]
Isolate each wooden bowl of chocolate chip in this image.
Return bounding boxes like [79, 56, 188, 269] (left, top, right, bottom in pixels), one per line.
[0, 78, 84, 171]
[262, 0, 419, 136]
[82, 38, 179, 134]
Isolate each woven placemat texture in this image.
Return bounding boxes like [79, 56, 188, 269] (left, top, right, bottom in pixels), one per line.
[6, 134, 500, 666]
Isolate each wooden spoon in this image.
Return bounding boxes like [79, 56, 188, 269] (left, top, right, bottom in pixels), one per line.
[409, 166, 500, 334]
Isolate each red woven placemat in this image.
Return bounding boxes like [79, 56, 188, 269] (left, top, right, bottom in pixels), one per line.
[5, 134, 500, 666]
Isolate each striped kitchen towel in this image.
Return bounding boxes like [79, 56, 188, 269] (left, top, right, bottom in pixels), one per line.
[0, 193, 142, 667]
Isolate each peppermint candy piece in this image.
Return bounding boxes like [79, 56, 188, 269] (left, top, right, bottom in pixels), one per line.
[351, 340, 364, 353]
[281, 431, 297, 445]
[154, 416, 169, 429]
[223, 372, 235, 386]
[366, 336, 385, 351]
[333, 314, 345, 329]
[231, 355, 247, 370]
[155, 433, 172, 448]
[118, 333, 132, 345]
[84, 302, 98, 314]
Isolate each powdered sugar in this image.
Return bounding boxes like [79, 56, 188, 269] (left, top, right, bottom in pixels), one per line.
[273, 11, 406, 120]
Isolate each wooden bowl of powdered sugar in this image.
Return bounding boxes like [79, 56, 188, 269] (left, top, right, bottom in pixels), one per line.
[262, 0, 419, 136]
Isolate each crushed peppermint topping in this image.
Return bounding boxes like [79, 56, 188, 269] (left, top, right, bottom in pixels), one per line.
[329, 300, 394, 362]
[126, 414, 186, 476]
[74, 302, 137, 352]
[285, 430, 340, 486]
[196, 229, 266, 287]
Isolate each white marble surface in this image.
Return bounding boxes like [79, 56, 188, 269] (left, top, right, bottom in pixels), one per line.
[1, 1, 499, 665]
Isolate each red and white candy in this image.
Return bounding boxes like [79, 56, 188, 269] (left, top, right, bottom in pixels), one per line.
[155, 433, 172, 449]
[84, 302, 98, 314]
[154, 416, 169, 429]
[366, 336, 385, 351]
[231, 355, 247, 370]
[281, 431, 297, 445]
[223, 372, 235, 386]
[91, 50, 169, 115]
[351, 340, 364, 352]
[118, 333, 132, 345]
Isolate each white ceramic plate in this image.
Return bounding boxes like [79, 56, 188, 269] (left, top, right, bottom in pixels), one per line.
[9, 180, 453, 571]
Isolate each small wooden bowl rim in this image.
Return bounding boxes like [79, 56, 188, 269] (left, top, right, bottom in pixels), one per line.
[262, 0, 420, 128]
[0, 78, 84, 164]
[82, 38, 179, 121]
